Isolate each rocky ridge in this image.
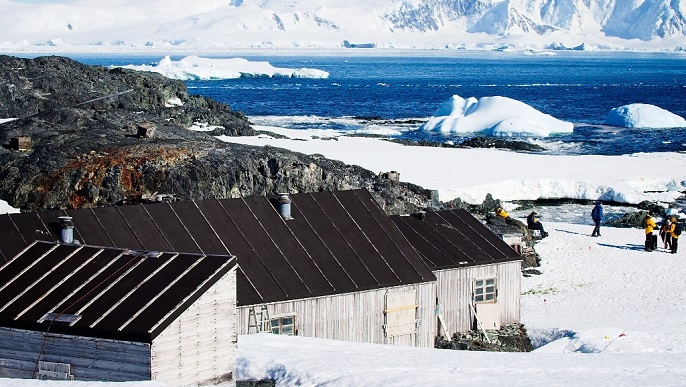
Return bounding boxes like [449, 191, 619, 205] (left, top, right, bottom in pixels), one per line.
[0, 55, 434, 214]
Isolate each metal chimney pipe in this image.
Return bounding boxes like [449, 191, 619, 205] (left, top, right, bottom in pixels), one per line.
[58, 216, 74, 244]
[276, 193, 293, 220]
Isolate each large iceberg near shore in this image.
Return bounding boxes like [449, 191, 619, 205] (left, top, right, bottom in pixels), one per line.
[419, 95, 574, 137]
[605, 103, 686, 128]
[118, 55, 329, 80]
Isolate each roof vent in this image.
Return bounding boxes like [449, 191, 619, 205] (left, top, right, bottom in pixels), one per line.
[58, 216, 74, 244]
[276, 193, 293, 220]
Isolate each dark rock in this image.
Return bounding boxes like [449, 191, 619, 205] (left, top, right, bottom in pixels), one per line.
[435, 324, 533, 352]
[0, 55, 434, 213]
[459, 136, 545, 152]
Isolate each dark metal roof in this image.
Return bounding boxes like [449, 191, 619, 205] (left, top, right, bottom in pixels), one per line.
[0, 241, 236, 343]
[390, 209, 522, 270]
[0, 189, 435, 306]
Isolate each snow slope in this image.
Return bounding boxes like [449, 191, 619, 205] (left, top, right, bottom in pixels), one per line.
[1, 0, 685, 52]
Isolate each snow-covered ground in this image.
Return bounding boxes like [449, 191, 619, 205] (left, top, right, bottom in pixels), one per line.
[3, 126, 685, 386]
[219, 126, 686, 206]
[4, 222, 685, 386]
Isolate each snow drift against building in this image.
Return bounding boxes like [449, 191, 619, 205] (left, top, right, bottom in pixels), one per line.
[118, 55, 329, 80]
[605, 103, 686, 128]
[419, 95, 574, 137]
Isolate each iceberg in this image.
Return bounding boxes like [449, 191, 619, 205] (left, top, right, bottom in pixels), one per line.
[419, 95, 574, 137]
[605, 103, 686, 128]
[118, 55, 329, 81]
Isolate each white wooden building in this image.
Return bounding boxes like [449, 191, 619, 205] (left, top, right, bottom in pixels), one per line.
[391, 209, 523, 337]
[0, 189, 522, 352]
[0, 241, 237, 385]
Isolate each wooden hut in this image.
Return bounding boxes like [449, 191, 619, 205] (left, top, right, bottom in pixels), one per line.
[0, 190, 437, 347]
[0, 189, 523, 351]
[0, 241, 237, 385]
[391, 209, 522, 336]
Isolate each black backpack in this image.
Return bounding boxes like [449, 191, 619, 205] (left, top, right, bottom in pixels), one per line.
[676, 222, 683, 236]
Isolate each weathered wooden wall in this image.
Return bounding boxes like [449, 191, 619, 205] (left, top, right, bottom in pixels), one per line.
[434, 261, 522, 335]
[0, 327, 151, 381]
[238, 282, 436, 348]
[151, 268, 237, 386]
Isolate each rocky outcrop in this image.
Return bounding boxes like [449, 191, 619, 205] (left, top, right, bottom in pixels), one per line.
[0, 55, 434, 213]
[435, 324, 533, 352]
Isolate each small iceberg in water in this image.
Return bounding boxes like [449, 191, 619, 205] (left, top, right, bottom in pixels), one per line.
[605, 103, 686, 128]
[419, 95, 574, 137]
[118, 55, 329, 80]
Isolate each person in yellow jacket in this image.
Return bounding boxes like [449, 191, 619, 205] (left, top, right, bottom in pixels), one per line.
[643, 213, 657, 252]
[668, 217, 679, 254]
[496, 206, 509, 219]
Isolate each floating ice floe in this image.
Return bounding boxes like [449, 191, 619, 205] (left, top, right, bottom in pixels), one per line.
[419, 95, 574, 137]
[118, 55, 329, 80]
[605, 103, 686, 128]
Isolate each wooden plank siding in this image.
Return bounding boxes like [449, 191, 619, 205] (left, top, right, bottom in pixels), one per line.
[150, 267, 237, 386]
[0, 327, 151, 381]
[434, 261, 521, 335]
[237, 282, 436, 348]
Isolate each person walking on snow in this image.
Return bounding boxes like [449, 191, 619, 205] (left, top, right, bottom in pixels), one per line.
[643, 213, 657, 252]
[591, 201, 603, 237]
[527, 211, 548, 238]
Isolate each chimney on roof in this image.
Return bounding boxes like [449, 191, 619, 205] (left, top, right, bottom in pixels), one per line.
[413, 211, 426, 221]
[58, 216, 74, 244]
[276, 193, 293, 220]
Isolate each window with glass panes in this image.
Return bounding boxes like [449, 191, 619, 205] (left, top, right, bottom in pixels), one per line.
[270, 315, 296, 335]
[474, 278, 496, 303]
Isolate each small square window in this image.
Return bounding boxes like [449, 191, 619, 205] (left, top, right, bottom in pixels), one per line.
[270, 315, 296, 336]
[474, 278, 497, 303]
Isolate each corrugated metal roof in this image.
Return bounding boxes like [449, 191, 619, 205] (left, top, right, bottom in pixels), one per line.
[0, 189, 438, 306]
[390, 209, 522, 270]
[0, 241, 236, 343]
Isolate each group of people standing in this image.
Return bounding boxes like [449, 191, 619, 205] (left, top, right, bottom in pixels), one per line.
[643, 212, 680, 254]
[495, 201, 681, 254]
[593, 201, 680, 254]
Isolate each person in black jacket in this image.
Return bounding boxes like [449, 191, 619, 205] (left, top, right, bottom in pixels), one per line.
[527, 211, 548, 238]
[591, 201, 603, 237]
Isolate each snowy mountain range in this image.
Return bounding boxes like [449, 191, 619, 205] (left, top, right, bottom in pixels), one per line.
[1, 0, 685, 51]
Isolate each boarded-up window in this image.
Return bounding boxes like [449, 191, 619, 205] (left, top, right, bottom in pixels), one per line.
[384, 291, 417, 337]
[36, 361, 74, 380]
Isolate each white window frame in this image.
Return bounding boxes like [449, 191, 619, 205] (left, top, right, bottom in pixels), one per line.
[474, 277, 497, 303]
[270, 314, 297, 336]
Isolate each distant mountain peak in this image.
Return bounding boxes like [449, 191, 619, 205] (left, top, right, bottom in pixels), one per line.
[1, 0, 685, 50]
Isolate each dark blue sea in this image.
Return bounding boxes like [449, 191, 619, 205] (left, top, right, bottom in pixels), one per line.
[75, 51, 686, 156]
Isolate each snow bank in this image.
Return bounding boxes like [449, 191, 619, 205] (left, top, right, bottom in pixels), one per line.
[419, 95, 574, 137]
[118, 55, 329, 80]
[0, 199, 19, 214]
[222, 126, 686, 204]
[605, 103, 686, 128]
